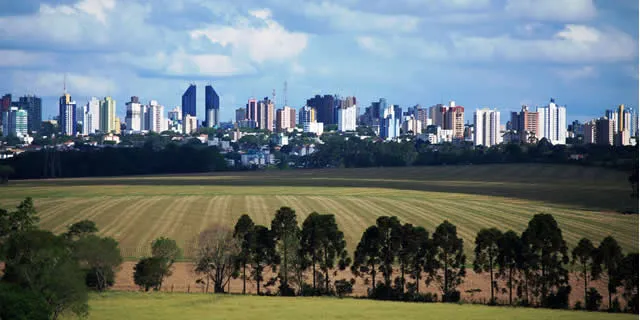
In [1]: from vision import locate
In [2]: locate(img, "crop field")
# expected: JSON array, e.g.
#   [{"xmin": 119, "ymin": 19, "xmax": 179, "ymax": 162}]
[
  {"xmin": 0, "ymin": 164, "xmax": 637, "ymax": 259},
  {"xmin": 66, "ymin": 292, "xmax": 636, "ymax": 320}
]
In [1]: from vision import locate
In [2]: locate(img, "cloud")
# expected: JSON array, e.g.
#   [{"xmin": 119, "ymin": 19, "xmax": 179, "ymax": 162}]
[
  {"xmin": 190, "ymin": 8, "xmax": 308, "ymax": 64},
  {"xmin": 505, "ymin": 0, "xmax": 597, "ymax": 21},
  {"xmin": 554, "ymin": 66, "xmax": 597, "ymax": 81},
  {"xmin": 451, "ymin": 24, "xmax": 637, "ymax": 63},
  {"xmin": 356, "ymin": 35, "xmax": 448, "ymax": 60},
  {"xmin": 301, "ymin": 2, "xmax": 420, "ymax": 33},
  {"xmin": 11, "ymin": 71, "xmax": 116, "ymax": 97},
  {"xmin": 0, "ymin": 50, "xmax": 56, "ymax": 68}
]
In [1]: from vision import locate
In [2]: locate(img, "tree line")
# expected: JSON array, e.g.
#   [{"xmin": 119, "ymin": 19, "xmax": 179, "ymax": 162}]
[{"xmin": 1, "ymin": 200, "xmax": 638, "ymax": 319}]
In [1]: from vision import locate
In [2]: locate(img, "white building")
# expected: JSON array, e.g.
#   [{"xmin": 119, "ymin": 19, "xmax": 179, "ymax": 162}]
[
  {"xmin": 82, "ymin": 97, "xmax": 101, "ymax": 135},
  {"xmin": 402, "ymin": 115, "xmax": 422, "ymax": 135},
  {"xmin": 337, "ymin": 104, "xmax": 357, "ymax": 132},
  {"xmin": 537, "ymin": 99, "xmax": 567, "ymax": 145},
  {"xmin": 474, "ymin": 108, "xmax": 501, "ymax": 147},
  {"xmin": 184, "ymin": 114, "xmax": 198, "ymax": 134},
  {"xmin": 381, "ymin": 105, "xmax": 400, "ymax": 140},
  {"xmin": 125, "ymin": 99, "xmax": 142, "ymax": 132},
  {"xmin": 145, "ymin": 100, "xmax": 165, "ymax": 133},
  {"xmin": 304, "ymin": 121, "xmax": 324, "ymax": 136}
]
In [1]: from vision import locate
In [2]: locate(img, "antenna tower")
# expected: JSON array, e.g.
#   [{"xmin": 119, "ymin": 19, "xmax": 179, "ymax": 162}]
[{"xmin": 284, "ymin": 81, "xmax": 288, "ymax": 107}]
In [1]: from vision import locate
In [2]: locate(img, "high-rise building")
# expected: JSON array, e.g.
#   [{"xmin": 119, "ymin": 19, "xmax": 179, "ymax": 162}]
[
  {"xmin": 100, "ymin": 96, "xmax": 116, "ymax": 133},
  {"xmin": 82, "ymin": 97, "xmax": 100, "ymax": 135},
  {"xmin": 380, "ymin": 105, "xmax": 400, "ymax": 140},
  {"xmin": 595, "ymin": 117, "xmax": 615, "ymax": 145},
  {"xmin": 246, "ymin": 98, "xmax": 258, "ymax": 122},
  {"xmin": 630, "ymin": 107, "xmax": 638, "ymax": 137},
  {"xmin": 17, "ymin": 95, "xmax": 41, "ymax": 134},
  {"xmin": 205, "ymin": 85, "xmax": 220, "ymax": 128},
  {"xmin": 307, "ymin": 95, "xmax": 336, "ymax": 125},
  {"xmin": 298, "ymin": 106, "xmax": 316, "ymax": 124},
  {"xmin": 509, "ymin": 105, "xmax": 539, "ymax": 143},
  {"xmin": 583, "ymin": 121, "xmax": 596, "ymax": 144},
  {"xmin": 256, "ymin": 97, "xmax": 275, "ymax": 131},
  {"xmin": 337, "ymin": 100, "xmax": 357, "ymax": 132},
  {"xmin": 235, "ymin": 108, "xmax": 246, "ymax": 123},
  {"xmin": 276, "ymin": 106, "xmax": 296, "ymax": 132},
  {"xmin": 184, "ymin": 114, "xmax": 198, "ymax": 134},
  {"xmin": 474, "ymin": 108, "xmax": 501, "ymax": 147},
  {"xmin": 407, "ymin": 105, "xmax": 430, "ymax": 130},
  {"xmin": 446, "ymin": 106, "xmax": 465, "ymax": 139},
  {"xmin": 114, "ymin": 117, "xmax": 121, "ymax": 135},
  {"xmin": 59, "ymin": 91, "xmax": 77, "ymax": 136},
  {"xmin": 7, "ymin": 107, "xmax": 27, "ymax": 136},
  {"xmin": 0, "ymin": 94, "xmax": 11, "ymax": 134},
  {"xmin": 537, "ymin": 99, "xmax": 567, "ymax": 145},
  {"xmin": 182, "ymin": 84, "xmax": 196, "ymax": 133},
  {"xmin": 402, "ymin": 115, "xmax": 422, "ymax": 135},
  {"xmin": 125, "ymin": 96, "xmax": 142, "ymax": 132},
  {"xmin": 146, "ymin": 100, "xmax": 165, "ymax": 133}
]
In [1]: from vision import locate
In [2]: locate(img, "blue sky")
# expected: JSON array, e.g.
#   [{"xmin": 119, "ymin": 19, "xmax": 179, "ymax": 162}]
[{"xmin": 0, "ymin": 0, "xmax": 637, "ymax": 124}]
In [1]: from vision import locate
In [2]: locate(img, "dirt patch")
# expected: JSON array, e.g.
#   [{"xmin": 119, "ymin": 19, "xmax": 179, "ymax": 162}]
[{"xmin": 114, "ymin": 261, "xmax": 622, "ymax": 308}]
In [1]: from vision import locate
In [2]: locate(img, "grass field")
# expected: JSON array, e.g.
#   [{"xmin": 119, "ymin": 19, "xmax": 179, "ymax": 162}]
[
  {"xmin": 66, "ymin": 292, "xmax": 636, "ymax": 320},
  {"xmin": 0, "ymin": 164, "xmax": 637, "ymax": 258}
]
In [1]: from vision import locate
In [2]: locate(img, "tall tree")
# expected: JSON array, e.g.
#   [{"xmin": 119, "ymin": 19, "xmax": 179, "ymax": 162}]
[
  {"xmin": 497, "ymin": 230, "xmax": 522, "ymax": 305},
  {"xmin": 271, "ymin": 207, "xmax": 299, "ymax": 292},
  {"xmin": 0, "ymin": 197, "xmax": 39, "ymax": 242},
  {"xmin": 73, "ymin": 234, "xmax": 123, "ymax": 291},
  {"xmin": 398, "ymin": 223, "xmax": 421, "ymax": 293},
  {"xmin": 619, "ymin": 253, "xmax": 639, "ymax": 314},
  {"xmin": 571, "ymin": 238, "xmax": 596, "ymax": 309},
  {"xmin": 376, "ymin": 216, "xmax": 402, "ymax": 287},
  {"xmin": 64, "ymin": 220, "xmax": 98, "ymax": 240},
  {"xmin": 432, "ymin": 220, "xmax": 466, "ymax": 302},
  {"xmin": 352, "ymin": 225, "xmax": 382, "ymax": 294},
  {"xmin": 592, "ymin": 236, "xmax": 624, "ymax": 310},
  {"xmin": 249, "ymin": 225, "xmax": 278, "ymax": 295},
  {"xmin": 301, "ymin": 212, "xmax": 323, "ymax": 291},
  {"xmin": 317, "ymin": 214, "xmax": 351, "ymax": 293},
  {"xmin": 151, "ymin": 237, "xmax": 182, "ymax": 290},
  {"xmin": 193, "ymin": 225, "xmax": 240, "ymax": 293},
  {"xmin": 521, "ymin": 213, "xmax": 569, "ymax": 306},
  {"xmin": 473, "ymin": 228, "xmax": 502, "ymax": 304},
  {"xmin": 233, "ymin": 214, "xmax": 255, "ymax": 294}
]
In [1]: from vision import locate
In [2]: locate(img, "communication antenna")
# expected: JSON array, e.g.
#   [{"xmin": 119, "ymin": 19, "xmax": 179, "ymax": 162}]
[
  {"xmin": 272, "ymin": 88, "xmax": 276, "ymax": 106},
  {"xmin": 284, "ymin": 81, "xmax": 288, "ymax": 107},
  {"xmin": 63, "ymin": 73, "xmax": 67, "ymax": 94}
]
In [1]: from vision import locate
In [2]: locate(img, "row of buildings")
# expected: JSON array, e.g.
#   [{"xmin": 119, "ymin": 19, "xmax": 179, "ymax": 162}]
[{"xmin": 579, "ymin": 104, "xmax": 636, "ymax": 146}]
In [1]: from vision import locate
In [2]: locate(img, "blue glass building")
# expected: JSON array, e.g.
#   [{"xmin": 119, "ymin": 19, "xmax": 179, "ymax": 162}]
[
  {"xmin": 182, "ymin": 84, "xmax": 197, "ymax": 119},
  {"xmin": 205, "ymin": 85, "xmax": 220, "ymax": 128}
]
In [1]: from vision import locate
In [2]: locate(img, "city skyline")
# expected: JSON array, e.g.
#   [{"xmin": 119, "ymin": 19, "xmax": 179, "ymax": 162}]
[{"xmin": 0, "ymin": 0, "xmax": 638, "ymax": 124}]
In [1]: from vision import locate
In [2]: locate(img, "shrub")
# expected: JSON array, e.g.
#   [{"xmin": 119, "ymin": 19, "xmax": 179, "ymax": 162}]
[
  {"xmin": 443, "ymin": 291, "xmax": 461, "ymax": 303},
  {"xmin": 0, "ymin": 282, "xmax": 51, "ymax": 320},
  {"xmin": 335, "ymin": 279, "xmax": 354, "ymax": 298},
  {"xmin": 585, "ymin": 287, "xmax": 603, "ymax": 311},
  {"xmin": 574, "ymin": 301, "xmax": 583, "ymax": 310},
  {"xmin": 278, "ymin": 284, "xmax": 295, "ymax": 297},
  {"xmin": 543, "ymin": 286, "xmax": 571, "ymax": 309}
]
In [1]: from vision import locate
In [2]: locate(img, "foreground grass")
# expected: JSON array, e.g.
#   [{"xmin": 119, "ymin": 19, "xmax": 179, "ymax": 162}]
[{"xmin": 70, "ymin": 292, "xmax": 635, "ymax": 320}]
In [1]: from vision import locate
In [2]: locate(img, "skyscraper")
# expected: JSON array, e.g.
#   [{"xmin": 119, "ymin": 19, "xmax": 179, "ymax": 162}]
[
  {"xmin": 59, "ymin": 90, "xmax": 77, "ymax": 136},
  {"xmin": 298, "ymin": 106, "xmax": 316, "ymax": 124},
  {"xmin": 380, "ymin": 105, "xmax": 400, "ymax": 140},
  {"xmin": 205, "ymin": 85, "xmax": 220, "ymax": 128},
  {"xmin": 536, "ymin": 99, "xmax": 567, "ymax": 145},
  {"xmin": 100, "ymin": 96, "xmax": 116, "ymax": 133},
  {"xmin": 474, "ymin": 108, "xmax": 501, "ymax": 147},
  {"xmin": 510, "ymin": 105, "xmax": 539, "ymax": 143},
  {"xmin": 145, "ymin": 100, "xmax": 165, "ymax": 133},
  {"xmin": 337, "ymin": 101, "xmax": 357, "ymax": 132},
  {"xmin": 18, "ymin": 95, "xmax": 41, "ymax": 134},
  {"xmin": 446, "ymin": 106, "xmax": 465, "ymax": 139},
  {"xmin": 235, "ymin": 108, "xmax": 246, "ymax": 123},
  {"xmin": 246, "ymin": 98, "xmax": 258, "ymax": 123},
  {"xmin": 125, "ymin": 96, "xmax": 142, "ymax": 132},
  {"xmin": 7, "ymin": 107, "xmax": 27, "ymax": 136},
  {"xmin": 276, "ymin": 106, "xmax": 296, "ymax": 132},
  {"xmin": 307, "ymin": 95, "xmax": 336, "ymax": 125},
  {"xmin": 182, "ymin": 84, "xmax": 196, "ymax": 133},
  {"xmin": 256, "ymin": 97, "xmax": 275, "ymax": 131},
  {"xmin": 82, "ymin": 97, "xmax": 100, "ymax": 135},
  {"xmin": 596, "ymin": 117, "xmax": 615, "ymax": 145},
  {"xmin": 1, "ymin": 94, "xmax": 11, "ymax": 134}
]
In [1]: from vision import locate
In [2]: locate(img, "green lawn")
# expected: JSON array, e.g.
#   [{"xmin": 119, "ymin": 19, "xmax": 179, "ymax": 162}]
[
  {"xmin": 69, "ymin": 292, "xmax": 636, "ymax": 320},
  {"xmin": 1, "ymin": 164, "xmax": 637, "ymax": 258}
]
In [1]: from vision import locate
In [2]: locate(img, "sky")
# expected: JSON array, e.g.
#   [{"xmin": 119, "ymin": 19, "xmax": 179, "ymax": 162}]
[{"xmin": 0, "ymin": 0, "xmax": 638, "ymax": 124}]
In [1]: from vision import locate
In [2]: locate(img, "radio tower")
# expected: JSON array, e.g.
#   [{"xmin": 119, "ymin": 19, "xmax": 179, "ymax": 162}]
[{"xmin": 272, "ymin": 89, "xmax": 276, "ymax": 108}]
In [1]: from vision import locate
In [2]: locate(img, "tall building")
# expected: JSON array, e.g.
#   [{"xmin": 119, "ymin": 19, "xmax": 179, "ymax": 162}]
[
  {"xmin": 7, "ymin": 107, "xmax": 27, "ymax": 136},
  {"xmin": 583, "ymin": 121, "xmax": 596, "ymax": 144},
  {"xmin": 276, "ymin": 106, "xmax": 296, "ymax": 132},
  {"xmin": 474, "ymin": 108, "xmax": 501, "ymax": 147},
  {"xmin": 630, "ymin": 107, "xmax": 638, "ymax": 137},
  {"xmin": 17, "ymin": 95, "xmax": 41, "ymax": 134},
  {"xmin": 307, "ymin": 95, "xmax": 336, "ymax": 125},
  {"xmin": 184, "ymin": 114, "xmax": 198, "ymax": 134},
  {"xmin": 125, "ymin": 96, "xmax": 142, "ymax": 132},
  {"xmin": 82, "ymin": 97, "xmax": 100, "ymax": 135},
  {"xmin": 205, "ymin": 85, "xmax": 220, "ymax": 128},
  {"xmin": 0, "ymin": 94, "xmax": 11, "ymax": 134},
  {"xmin": 146, "ymin": 100, "xmax": 165, "ymax": 133},
  {"xmin": 407, "ymin": 105, "xmax": 430, "ymax": 130},
  {"xmin": 59, "ymin": 90, "xmax": 77, "ymax": 136},
  {"xmin": 595, "ymin": 117, "xmax": 615, "ymax": 145},
  {"xmin": 446, "ymin": 106, "xmax": 465, "ymax": 139},
  {"xmin": 380, "ymin": 105, "xmax": 400, "ymax": 140},
  {"xmin": 246, "ymin": 98, "xmax": 258, "ymax": 122},
  {"xmin": 337, "ymin": 100, "xmax": 357, "ymax": 132},
  {"xmin": 182, "ymin": 84, "xmax": 196, "ymax": 133},
  {"xmin": 100, "ymin": 96, "xmax": 116, "ymax": 133},
  {"xmin": 298, "ymin": 106, "xmax": 316, "ymax": 124},
  {"xmin": 537, "ymin": 99, "xmax": 567, "ymax": 145},
  {"xmin": 509, "ymin": 105, "xmax": 539, "ymax": 143},
  {"xmin": 256, "ymin": 97, "xmax": 275, "ymax": 131},
  {"xmin": 235, "ymin": 107, "xmax": 246, "ymax": 123},
  {"xmin": 402, "ymin": 115, "xmax": 422, "ymax": 135}
]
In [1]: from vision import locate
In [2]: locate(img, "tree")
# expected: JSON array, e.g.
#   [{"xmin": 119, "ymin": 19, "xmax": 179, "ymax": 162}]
[
  {"xmin": 593, "ymin": 236, "xmax": 624, "ymax": 311},
  {"xmin": 0, "ymin": 165, "xmax": 14, "ymax": 184},
  {"xmin": 473, "ymin": 228, "xmax": 502, "ymax": 304},
  {"xmin": 194, "ymin": 225, "xmax": 240, "ymax": 293},
  {"xmin": 233, "ymin": 214, "xmax": 255, "ymax": 294},
  {"xmin": 249, "ymin": 225, "xmax": 278, "ymax": 295},
  {"xmin": 619, "ymin": 253, "xmax": 639, "ymax": 313},
  {"xmin": 2, "ymin": 230, "xmax": 88, "ymax": 320},
  {"xmin": 409, "ymin": 226, "xmax": 433, "ymax": 294},
  {"xmin": 301, "ymin": 212, "xmax": 323, "ymax": 291},
  {"xmin": 151, "ymin": 237, "xmax": 182, "ymax": 290},
  {"xmin": 352, "ymin": 225, "xmax": 382, "ymax": 294},
  {"xmin": 64, "ymin": 219, "xmax": 98, "ymax": 240},
  {"xmin": 497, "ymin": 230, "xmax": 522, "ymax": 305},
  {"xmin": 397, "ymin": 223, "xmax": 421, "ymax": 294},
  {"xmin": 376, "ymin": 216, "xmax": 401, "ymax": 287},
  {"xmin": 317, "ymin": 214, "xmax": 351, "ymax": 293},
  {"xmin": 521, "ymin": 214, "xmax": 570, "ymax": 307},
  {"xmin": 133, "ymin": 257, "xmax": 165, "ymax": 292},
  {"xmin": 72, "ymin": 235, "xmax": 123, "ymax": 291},
  {"xmin": 271, "ymin": 207, "xmax": 299, "ymax": 293},
  {"xmin": 0, "ymin": 197, "xmax": 39, "ymax": 242},
  {"xmin": 432, "ymin": 220, "xmax": 466, "ymax": 302},
  {"xmin": 0, "ymin": 282, "xmax": 51, "ymax": 320},
  {"xmin": 571, "ymin": 238, "xmax": 596, "ymax": 309}
]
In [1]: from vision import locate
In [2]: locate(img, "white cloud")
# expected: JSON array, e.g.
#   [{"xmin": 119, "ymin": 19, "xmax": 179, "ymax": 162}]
[
  {"xmin": 554, "ymin": 66, "xmax": 597, "ymax": 81},
  {"xmin": 11, "ymin": 72, "xmax": 116, "ymax": 97},
  {"xmin": 505, "ymin": 0, "xmax": 597, "ymax": 21},
  {"xmin": 190, "ymin": 11, "xmax": 308, "ymax": 64},
  {"xmin": 302, "ymin": 2, "xmax": 420, "ymax": 33},
  {"xmin": 356, "ymin": 36, "xmax": 448, "ymax": 60},
  {"xmin": 0, "ymin": 50, "xmax": 56, "ymax": 68},
  {"xmin": 451, "ymin": 25, "xmax": 637, "ymax": 63}
]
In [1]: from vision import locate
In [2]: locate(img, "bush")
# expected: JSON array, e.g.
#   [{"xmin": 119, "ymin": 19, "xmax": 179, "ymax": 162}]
[
  {"xmin": 278, "ymin": 284, "xmax": 295, "ymax": 297},
  {"xmin": 0, "ymin": 282, "xmax": 51, "ymax": 320},
  {"xmin": 543, "ymin": 286, "xmax": 571, "ymax": 309},
  {"xmin": 85, "ymin": 267, "xmax": 116, "ymax": 291},
  {"xmin": 298, "ymin": 283, "xmax": 326, "ymax": 296},
  {"xmin": 611, "ymin": 297, "xmax": 622, "ymax": 313},
  {"xmin": 574, "ymin": 301, "xmax": 583, "ymax": 310},
  {"xmin": 585, "ymin": 287, "xmax": 603, "ymax": 311},
  {"xmin": 335, "ymin": 279, "xmax": 354, "ymax": 298},
  {"xmin": 443, "ymin": 291, "xmax": 461, "ymax": 303},
  {"xmin": 370, "ymin": 283, "xmax": 403, "ymax": 301}
]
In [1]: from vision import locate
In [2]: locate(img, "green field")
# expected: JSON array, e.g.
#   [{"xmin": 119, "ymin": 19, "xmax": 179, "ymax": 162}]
[
  {"xmin": 67, "ymin": 292, "xmax": 635, "ymax": 320},
  {"xmin": 1, "ymin": 164, "xmax": 637, "ymax": 258}
]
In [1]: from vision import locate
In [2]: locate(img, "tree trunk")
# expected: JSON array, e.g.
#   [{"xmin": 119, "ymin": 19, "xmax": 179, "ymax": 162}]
[
  {"xmin": 371, "ymin": 263, "xmax": 376, "ymax": 293},
  {"xmin": 444, "ymin": 252, "xmax": 449, "ymax": 298},
  {"xmin": 312, "ymin": 259, "xmax": 317, "ymax": 291},
  {"xmin": 583, "ymin": 263, "xmax": 588, "ymax": 308},
  {"xmin": 415, "ymin": 267, "xmax": 420, "ymax": 293},
  {"xmin": 324, "ymin": 248, "xmax": 329, "ymax": 293},
  {"xmin": 242, "ymin": 264, "xmax": 246, "ymax": 295},
  {"xmin": 283, "ymin": 236, "xmax": 288, "ymax": 288},
  {"xmin": 508, "ymin": 266, "xmax": 513, "ymax": 305},
  {"xmin": 489, "ymin": 255, "xmax": 494, "ymax": 303},
  {"xmin": 401, "ymin": 264, "xmax": 405, "ymax": 294}
]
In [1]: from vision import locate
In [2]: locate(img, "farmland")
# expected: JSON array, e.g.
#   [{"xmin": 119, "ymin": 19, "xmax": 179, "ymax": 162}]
[
  {"xmin": 68, "ymin": 292, "xmax": 636, "ymax": 320},
  {"xmin": 0, "ymin": 164, "xmax": 637, "ymax": 259}
]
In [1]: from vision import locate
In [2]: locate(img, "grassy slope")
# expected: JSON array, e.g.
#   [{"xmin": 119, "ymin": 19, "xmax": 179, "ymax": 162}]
[
  {"xmin": 72, "ymin": 292, "xmax": 635, "ymax": 320},
  {"xmin": 1, "ymin": 164, "xmax": 637, "ymax": 258}
]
